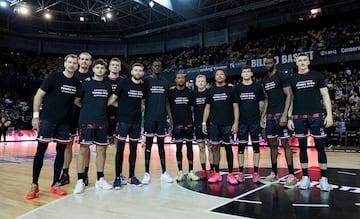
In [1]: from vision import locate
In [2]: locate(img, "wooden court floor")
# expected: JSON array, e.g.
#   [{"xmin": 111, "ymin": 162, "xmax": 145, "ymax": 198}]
[{"xmin": 0, "ymin": 140, "xmax": 359, "ymax": 218}]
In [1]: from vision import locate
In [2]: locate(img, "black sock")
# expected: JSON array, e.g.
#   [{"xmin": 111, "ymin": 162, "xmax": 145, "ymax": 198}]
[
  {"xmin": 239, "ymin": 166, "xmax": 244, "ymax": 173},
  {"xmin": 288, "ymin": 164, "xmax": 294, "ymax": 175},
  {"xmin": 201, "ymin": 163, "xmax": 206, "ymax": 170},
  {"xmin": 320, "ymin": 169, "xmax": 327, "ymax": 178},
  {"xmin": 254, "ymin": 166, "xmax": 258, "ymax": 173},
  {"xmin": 271, "ymin": 163, "xmax": 277, "ymax": 175},
  {"xmin": 214, "ymin": 165, "xmax": 220, "ymax": 172},
  {"xmin": 210, "ymin": 164, "xmax": 214, "ymax": 170},
  {"xmin": 78, "ymin": 173, "xmax": 84, "ymax": 180},
  {"xmin": 84, "ymin": 166, "xmax": 89, "ymax": 174},
  {"xmin": 97, "ymin": 172, "xmax": 104, "ymax": 180},
  {"xmin": 63, "ymin": 168, "xmax": 69, "ymax": 174},
  {"xmin": 302, "ymin": 168, "xmax": 308, "ymax": 176}
]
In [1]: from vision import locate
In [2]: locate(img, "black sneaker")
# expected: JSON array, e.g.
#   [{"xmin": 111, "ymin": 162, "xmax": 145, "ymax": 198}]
[
  {"xmin": 113, "ymin": 177, "xmax": 121, "ymax": 190},
  {"xmin": 128, "ymin": 176, "xmax": 143, "ymax": 187},
  {"xmin": 84, "ymin": 174, "xmax": 89, "ymax": 186},
  {"xmin": 59, "ymin": 173, "xmax": 70, "ymax": 186}
]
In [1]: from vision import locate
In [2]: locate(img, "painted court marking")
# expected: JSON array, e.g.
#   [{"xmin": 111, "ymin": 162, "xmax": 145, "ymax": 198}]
[
  {"xmin": 292, "ymin": 203, "xmax": 330, "ymax": 207},
  {"xmin": 337, "ymin": 171, "xmax": 357, "ymax": 176}
]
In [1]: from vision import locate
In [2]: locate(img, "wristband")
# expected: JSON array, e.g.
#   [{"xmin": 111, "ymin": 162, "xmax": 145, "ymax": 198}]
[
  {"xmin": 33, "ymin": 112, "xmax": 40, "ymax": 118},
  {"xmin": 201, "ymin": 122, "xmax": 206, "ymax": 125},
  {"xmin": 287, "ymin": 116, "xmax": 293, "ymax": 120}
]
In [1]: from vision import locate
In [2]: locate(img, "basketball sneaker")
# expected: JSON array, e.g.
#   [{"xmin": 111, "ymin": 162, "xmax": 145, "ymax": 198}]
[
  {"xmin": 260, "ymin": 172, "xmax": 279, "ymax": 184},
  {"xmin": 319, "ymin": 177, "xmax": 332, "ymax": 191},
  {"xmin": 142, "ymin": 172, "xmax": 151, "ymax": 185},
  {"xmin": 128, "ymin": 176, "xmax": 143, "ymax": 187},
  {"xmin": 119, "ymin": 174, "xmax": 127, "ymax": 185},
  {"xmin": 227, "ymin": 173, "xmax": 238, "ymax": 185},
  {"xmin": 25, "ymin": 183, "xmax": 39, "ymax": 200},
  {"xmin": 208, "ymin": 172, "xmax": 222, "ymax": 183},
  {"xmin": 113, "ymin": 177, "xmax": 122, "ymax": 190},
  {"xmin": 59, "ymin": 173, "xmax": 70, "ymax": 186},
  {"xmin": 161, "ymin": 171, "xmax": 174, "ymax": 183},
  {"xmin": 95, "ymin": 177, "xmax": 113, "ymax": 190},
  {"xmin": 252, "ymin": 172, "xmax": 260, "ymax": 183},
  {"xmin": 199, "ymin": 170, "xmax": 207, "ymax": 180},
  {"xmin": 237, "ymin": 173, "xmax": 245, "ymax": 183},
  {"xmin": 176, "ymin": 171, "xmax": 184, "ymax": 182},
  {"xmin": 73, "ymin": 179, "xmax": 85, "ymax": 194},
  {"xmin": 284, "ymin": 174, "xmax": 298, "ymax": 188},
  {"xmin": 298, "ymin": 176, "xmax": 311, "ymax": 190},
  {"xmin": 188, "ymin": 170, "xmax": 200, "ymax": 181},
  {"xmin": 50, "ymin": 183, "xmax": 67, "ymax": 195}
]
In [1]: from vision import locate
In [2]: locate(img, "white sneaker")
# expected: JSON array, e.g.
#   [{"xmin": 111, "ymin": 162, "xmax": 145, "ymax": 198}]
[
  {"xmin": 142, "ymin": 172, "xmax": 151, "ymax": 185},
  {"xmin": 319, "ymin": 177, "xmax": 332, "ymax": 191},
  {"xmin": 73, "ymin": 179, "xmax": 85, "ymax": 194},
  {"xmin": 160, "ymin": 171, "xmax": 174, "ymax": 183},
  {"xmin": 95, "ymin": 177, "xmax": 113, "ymax": 190},
  {"xmin": 298, "ymin": 176, "xmax": 311, "ymax": 190}
]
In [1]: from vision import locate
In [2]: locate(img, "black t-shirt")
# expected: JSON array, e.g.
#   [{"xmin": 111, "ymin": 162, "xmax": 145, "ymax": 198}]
[
  {"xmin": 40, "ymin": 72, "xmax": 78, "ymax": 123},
  {"xmin": 194, "ymin": 89, "xmax": 208, "ymax": 126},
  {"xmin": 290, "ymin": 70, "xmax": 327, "ymax": 115},
  {"xmin": 168, "ymin": 87, "xmax": 195, "ymax": 126},
  {"xmin": 143, "ymin": 76, "xmax": 170, "ymax": 122},
  {"xmin": 206, "ymin": 84, "xmax": 238, "ymax": 126},
  {"xmin": 74, "ymin": 70, "xmax": 93, "ymax": 83},
  {"xmin": 77, "ymin": 79, "xmax": 112, "ymax": 125},
  {"xmin": 262, "ymin": 71, "xmax": 290, "ymax": 114},
  {"xmin": 235, "ymin": 81, "xmax": 264, "ymax": 124},
  {"xmin": 104, "ymin": 75, "xmax": 123, "ymax": 119},
  {"xmin": 114, "ymin": 78, "xmax": 146, "ymax": 124}
]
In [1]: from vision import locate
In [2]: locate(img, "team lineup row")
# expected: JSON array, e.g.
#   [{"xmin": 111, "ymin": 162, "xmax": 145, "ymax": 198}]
[{"xmin": 25, "ymin": 51, "xmax": 333, "ymax": 200}]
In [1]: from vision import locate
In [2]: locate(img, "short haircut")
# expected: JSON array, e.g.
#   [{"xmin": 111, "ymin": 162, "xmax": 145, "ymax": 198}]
[
  {"xmin": 241, "ymin": 65, "xmax": 251, "ymax": 71},
  {"xmin": 265, "ymin": 56, "xmax": 276, "ymax": 63},
  {"xmin": 93, "ymin": 58, "xmax": 107, "ymax": 67},
  {"xmin": 196, "ymin": 74, "xmax": 206, "ymax": 80},
  {"xmin": 110, "ymin": 57, "xmax": 121, "ymax": 64},
  {"xmin": 131, "ymin": 62, "xmax": 144, "ymax": 70},
  {"xmin": 214, "ymin": 68, "xmax": 226, "ymax": 75},
  {"xmin": 78, "ymin": 52, "xmax": 92, "ymax": 59},
  {"xmin": 297, "ymin": 53, "xmax": 309, "ymax": 58},
  {"xmin": 64, "ymin": 54, "xmax": 77, "ymax": 62}
]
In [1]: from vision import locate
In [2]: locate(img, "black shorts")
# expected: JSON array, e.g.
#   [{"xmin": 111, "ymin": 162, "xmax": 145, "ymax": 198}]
[
  {"xmin": 172, "ymin": 124, "xmax": 194, "ymax": 143},
  {"xmin": 37, "ymin": 120, "xmax": 71, "ymax": 143},
  {"xmin": 195, "ymin": 125, "xmax": 208, "ymax": 142},
  {"xmin": 144, "ymin": 120, "xmax": 168, "ymax": 137},
  {"xmin": 237, "ymin": 123, "xmax": 262, "ymax": 144},
  {"xmin": 114, "ymin": 122, "xmax": 141, "ymax": 142},
  {"xmin": 265, "ymin": 113, "xmax": 289, "ymax": 139},
  {"xmin": 293, "ymin": 113, "xmax": 326, "ymax": 139},
  {"xmin": 78, "ymin": 123, "xmax": 108, "ymax": 146},
  {"xmin": 209, "ymin": 123, "xmax": 234, "ymax": 145}
]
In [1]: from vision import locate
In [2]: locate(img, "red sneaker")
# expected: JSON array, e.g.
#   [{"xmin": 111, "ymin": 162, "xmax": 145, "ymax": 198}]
[
  {"xmin": 237, "ymin": 173, "xmax": 245, "ymax": 183},
  {"xmin": 50, "ymin": 183, "xmax": 67, "ymax": 195},
  {"xmin": 252, "ymin": 172, "xmax": 260, "ymax": 183},
  {"xmin": 200, "ymin": 170, "xmax": 207, "ymax": 180},
  {"xmin": 227, "ymin": 173, "xmax": 238, "ymax": 185},
  {"xmin": 26, "ymin": 183, "xmax": 39, "ymax": 200},
  {"xmin": 208, "ymin": 172, "xmax": 222, "ymax": 183}
]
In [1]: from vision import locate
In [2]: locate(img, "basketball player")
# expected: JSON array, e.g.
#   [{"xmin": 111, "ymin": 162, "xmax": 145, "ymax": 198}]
[{"xmin": 26, "ymin": 54, "xmax": 79, "ymax": 200}]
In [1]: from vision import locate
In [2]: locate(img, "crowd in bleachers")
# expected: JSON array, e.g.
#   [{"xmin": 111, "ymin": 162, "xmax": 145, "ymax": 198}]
[{"xmin": 0, "ymin": 17, "xmax": 359, "ymax": 134}]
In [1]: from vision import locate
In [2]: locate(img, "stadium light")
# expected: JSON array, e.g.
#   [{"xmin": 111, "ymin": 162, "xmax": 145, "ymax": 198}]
[
  {"xmin": 44, "ymin": 12, "xmax": 52, "ymax": 20},
  {"xmin": 0, "ymin": 0, "xmax": 8, "ymax": 8},
  {"xmin": 148, "ymin": 1, "xmax": 154, "ymax": 8},
  {"xmin": 79, "ymin": 16, "xmax": 85, "ymax": 22}
]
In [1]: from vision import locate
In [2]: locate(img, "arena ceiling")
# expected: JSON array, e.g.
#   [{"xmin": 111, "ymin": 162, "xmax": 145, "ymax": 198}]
[{"xmin": 0, "ymin": 0, "xmax": 359, "ymax": 40}]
